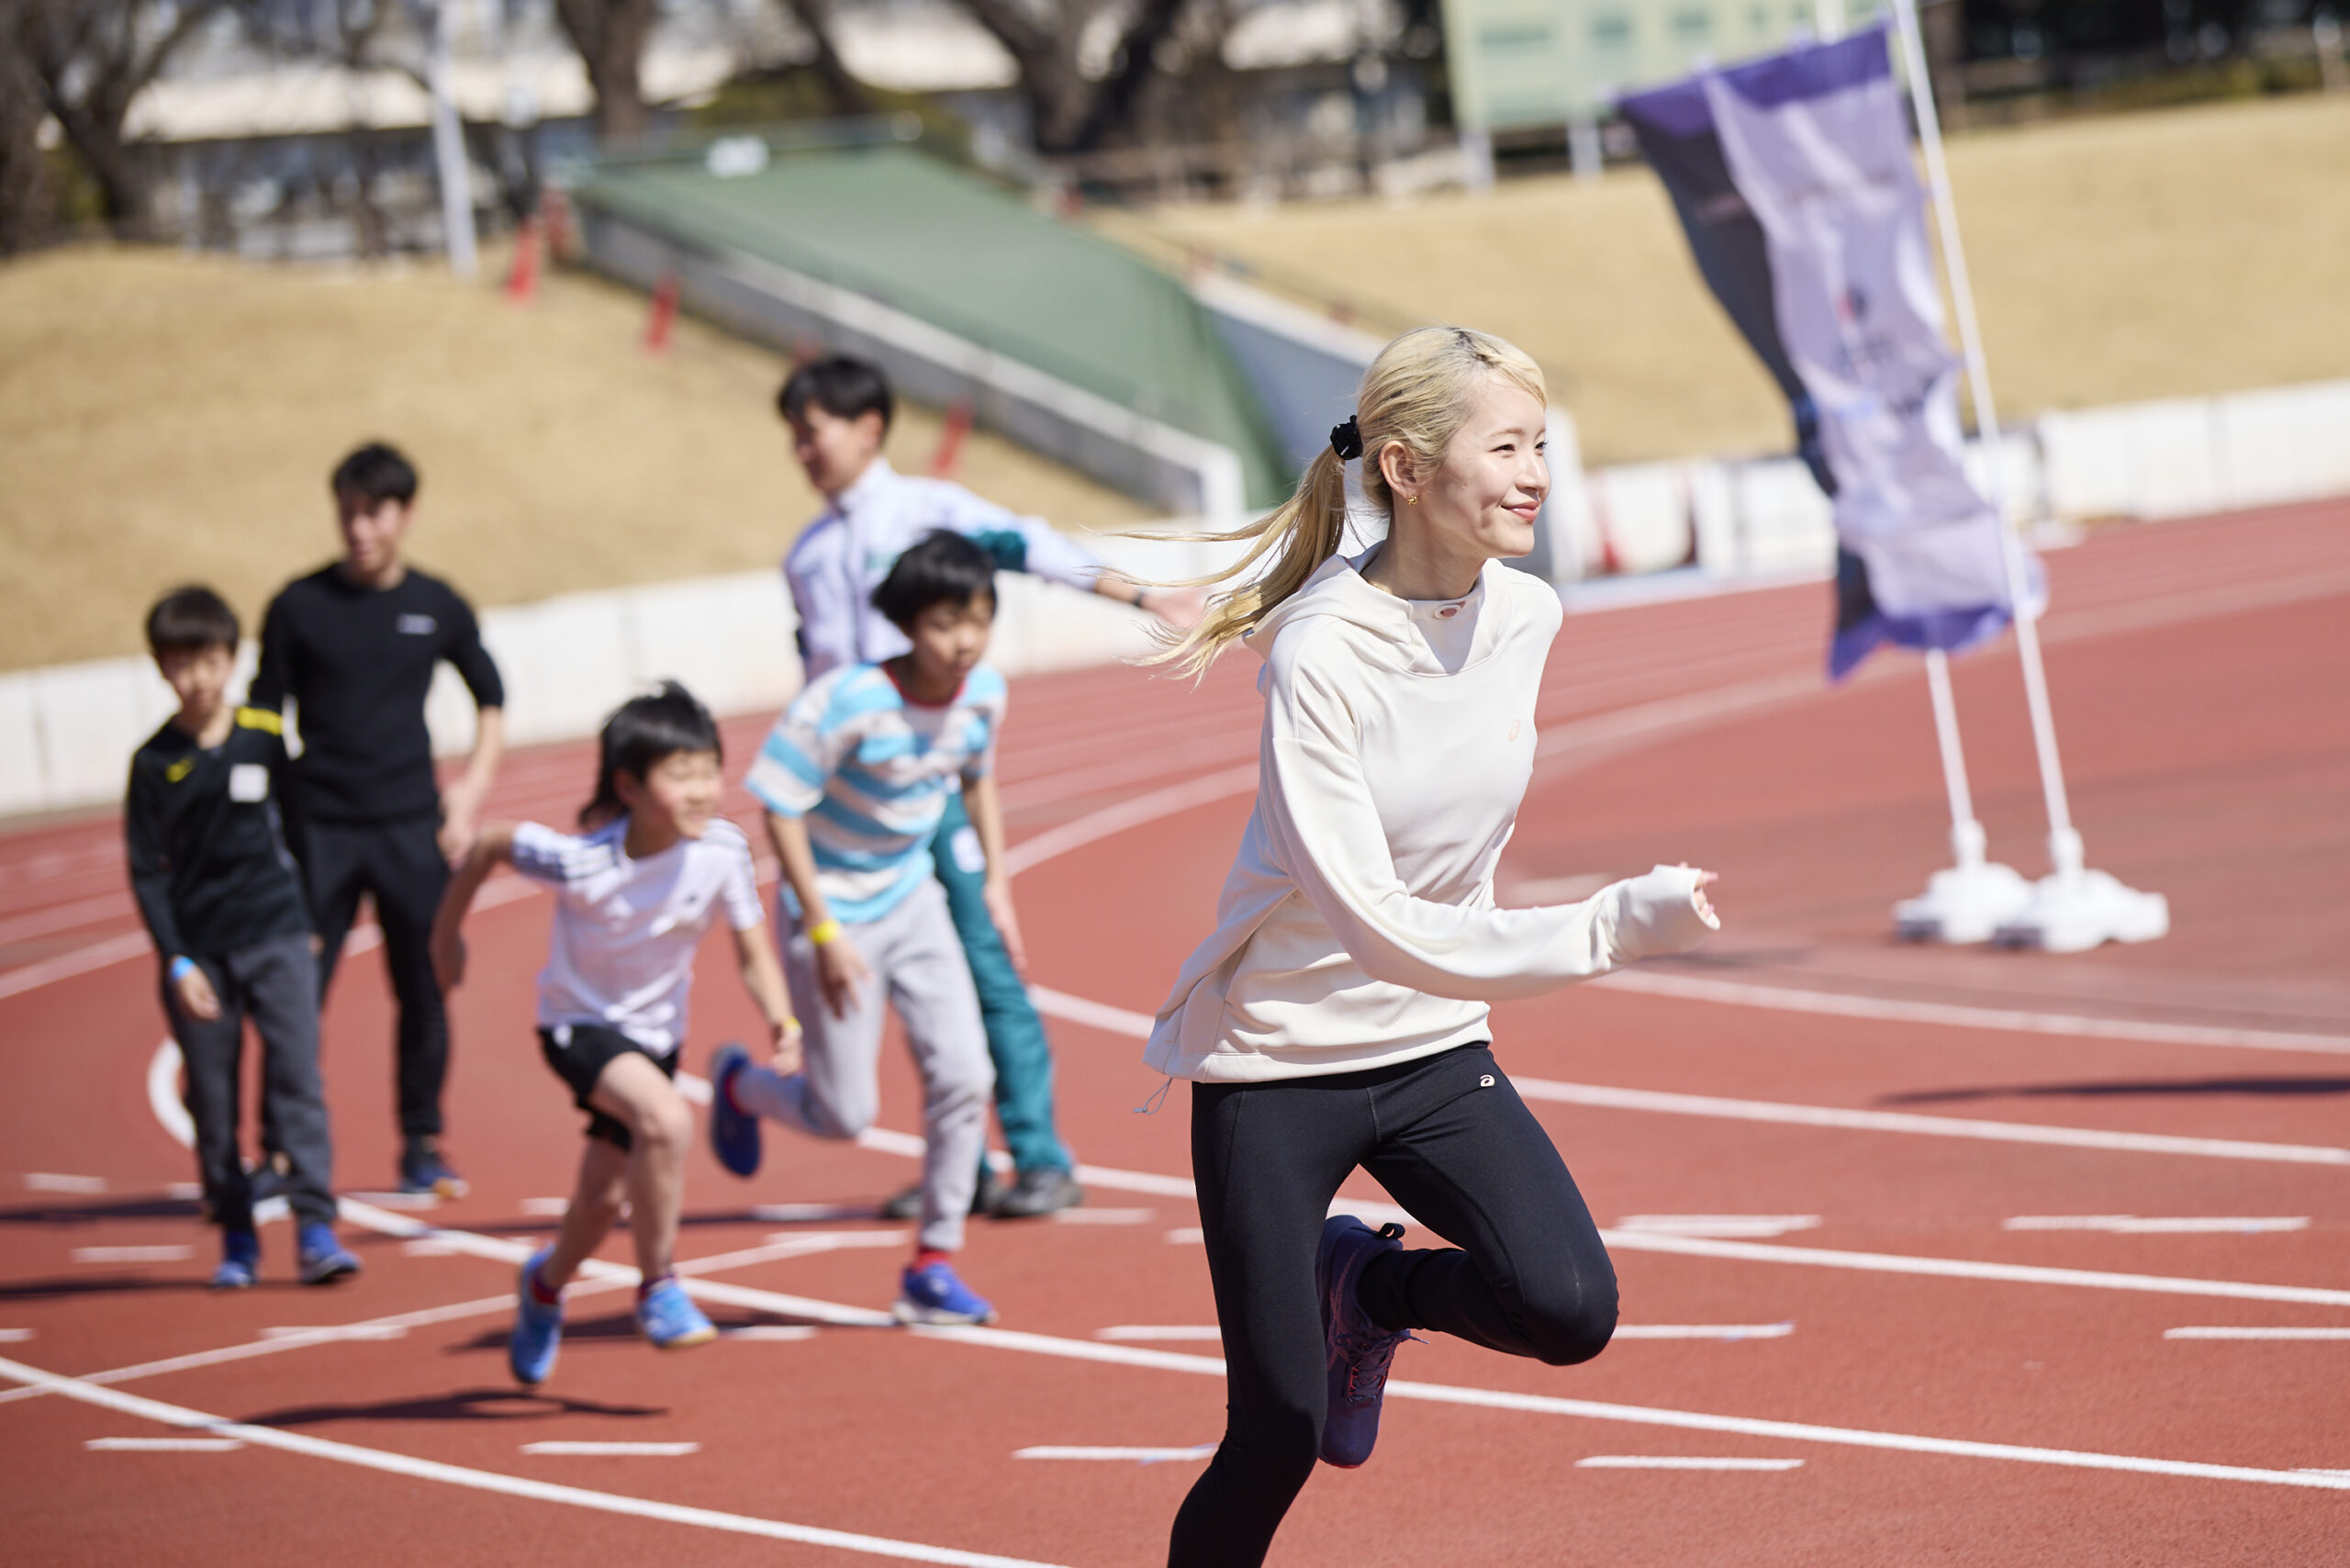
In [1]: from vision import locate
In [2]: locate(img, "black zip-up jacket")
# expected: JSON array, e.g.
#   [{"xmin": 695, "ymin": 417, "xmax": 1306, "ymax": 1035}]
[{"xmin": 125, "ymin": 707, "xmax": 312, "ymax": 961}]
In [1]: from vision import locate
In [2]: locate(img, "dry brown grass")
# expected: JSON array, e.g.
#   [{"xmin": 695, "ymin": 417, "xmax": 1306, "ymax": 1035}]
[
  {"xmin": 1113, "ymin": 93, "xmax": 2350, "ymax": 467},
  {"xmin": 0, "ymin": 245, "xmax": 1151, "ymax": 670}
]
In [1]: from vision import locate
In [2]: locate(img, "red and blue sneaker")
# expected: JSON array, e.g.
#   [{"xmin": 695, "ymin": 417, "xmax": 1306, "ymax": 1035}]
[
  {"xmin": 893, "ymin": 1260, "xmax": 998, "ymax": 1326},
  {"xmin": 708, "ymin": 1043, "xmax": 761, "ymax": 1179},
  {"xmin": 509, "ymin": 1248, "xmax": 565, "ymax": 1386},
  {"xmin": 1317, "ymin": 1215, "xmax": 1411, "ymax": 1468}
]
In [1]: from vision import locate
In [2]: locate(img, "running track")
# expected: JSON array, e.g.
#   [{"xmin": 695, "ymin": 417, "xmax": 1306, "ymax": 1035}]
[{"xmin": 3, "ymin": 500, "xmax": 2347, "ymax": 1566}]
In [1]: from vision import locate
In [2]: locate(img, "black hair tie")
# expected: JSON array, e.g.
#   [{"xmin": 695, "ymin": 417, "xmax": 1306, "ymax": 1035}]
[{"xmin": 1329, "ymin": 415, "xmax": 1363, "ymax": 461}]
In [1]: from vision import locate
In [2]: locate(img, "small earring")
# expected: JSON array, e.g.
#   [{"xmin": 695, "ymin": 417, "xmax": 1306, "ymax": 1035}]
[{"xmin": 1407, "ymin": 494, "xmax": 1420, "ymax": 506}]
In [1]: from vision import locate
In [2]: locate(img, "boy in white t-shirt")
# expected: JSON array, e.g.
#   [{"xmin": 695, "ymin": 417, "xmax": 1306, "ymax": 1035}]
[{"xmin": 431, "ymin": 682, "xmax": 800, "ymax": 1385}]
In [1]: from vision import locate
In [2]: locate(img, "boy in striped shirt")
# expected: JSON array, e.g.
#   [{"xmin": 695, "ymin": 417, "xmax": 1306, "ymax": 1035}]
[{"xmin": 710, "ymin": 531, "xmax": 1007, "ymax": 1325}]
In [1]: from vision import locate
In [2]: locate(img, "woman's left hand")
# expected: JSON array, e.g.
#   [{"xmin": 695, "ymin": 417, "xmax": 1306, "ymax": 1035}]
[{"xmin": 1688, "ymin": 868, "xmax": 1720, "ymax": 924}]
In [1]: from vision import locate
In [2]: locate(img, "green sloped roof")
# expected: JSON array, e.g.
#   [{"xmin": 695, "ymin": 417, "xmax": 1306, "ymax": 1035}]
[{"xmin": 574, "ymin": 145, "xmax": 1291, "ymax": 508}]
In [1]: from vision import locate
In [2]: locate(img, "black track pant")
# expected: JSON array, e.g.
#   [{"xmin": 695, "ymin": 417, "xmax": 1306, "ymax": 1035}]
[
  {"xmin": 299, "ymin": 812, "xmax": 453, "ymax": 1142},
  {"xmin": 1169, "ymin": 1044, "xmax": 1617, "ymax": 1568},
  {"xmin": 167, "ymin": 933, "xmax": 338, "ymax": 1231}
]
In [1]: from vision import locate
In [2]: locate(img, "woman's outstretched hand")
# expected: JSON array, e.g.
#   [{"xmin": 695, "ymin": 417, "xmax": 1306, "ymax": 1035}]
[{"xmin": 1684, "ymin": 866, "xmax": 1721, "ymax": 924}]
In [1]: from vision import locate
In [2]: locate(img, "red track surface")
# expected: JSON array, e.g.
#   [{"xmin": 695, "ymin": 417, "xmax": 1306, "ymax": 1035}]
[{"xmin": 5, "ymin": 501, "xmax": 2348, "ymax": 1566}]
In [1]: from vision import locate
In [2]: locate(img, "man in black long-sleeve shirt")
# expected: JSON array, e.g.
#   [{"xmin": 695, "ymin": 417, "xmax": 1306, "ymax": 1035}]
[
  {"xmin": 128, "ymin": 586, "xmax": 356, "ymax": 1288},
  {"xmin": 248, "ymin": 442, "xmax": 507, "ymax": 1196}
]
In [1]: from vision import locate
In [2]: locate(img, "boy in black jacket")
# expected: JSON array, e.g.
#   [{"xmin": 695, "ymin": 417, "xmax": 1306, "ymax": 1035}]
[{"xmin": 128, "ymin": 587, "xmax": 358, "ymax": 1289}]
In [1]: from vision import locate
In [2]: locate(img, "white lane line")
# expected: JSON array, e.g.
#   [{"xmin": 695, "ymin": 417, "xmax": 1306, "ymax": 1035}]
[
  {"xmin": 1013, "ymin": 1445, "xmax": 1216, "ymax": 1462},
  {"xmin": 72, "ymin": 1246, "xmax": 191, "ymax": 1263},
  {"xmin": 722, "ymin": 1326, "xmax": 820, "ymax": 1341},
  {"xmin": 520, "ymin": 1198, "xmax": 571, "ymax": 1216},
  {"xmin": 147, "ymin": 1038, "xmax": 194, "ymax": 1148},
  {"xmin": 1616, "ymin": 1215, "xmax": 1821, "ymax": 1239},
  {"xmin": 1165, "ymin": 1228, "xmax": 1205, "ymax": 1244},
  {"xmin": 755, "ymin": 1204, "xmax": 877, "ymax": 1223},
  {"xmin": 403, "ymin": 1238, "xmax": 464, "ymax": 1256},
  {"xmin": 1025, "ymin": 991, "xmax": 2350, "ymax": 1145},
  {"xmin": 1575, "ymin": 1455, "xmax": 1804, "ymax": 1471},
  {"xmin": 311, "ymin": 1198, "xmax": 2350, "ymax": 1492},
  {"xmin": 86, "ymin": 1436, "xmax": 245, "ymax": 1452},
  {"xmin": 1591, "ymin": 969, "xmax": 2350, "ymax": 1057},
  {"xmin": 1048, "ymin": 1208, "xmax": 1156, "ymax": 1226},
  {"xmin": 2165, "ymin": 1327, "xmax": 2350, "ymax": 1341},
  {"xmin": 258, "ymin": 1325, "xmax": 410, "ymax": 1342},
  {"xmin": 1003, "ymin": 766, "xmax": 1258, "ymax": 876},
  {"xmin": 24, "ymin": 1172, "xmax": 106, "ymax": 1193},
  {"xmin": 1096, "ymin": 1327, "xmax": 1222, "ymax": 1342},
  {"xmin": 0, "ymin": 1329, "xmax": 32, "ymax": 1342},
  {"xmin": 0, "ymin": 1231, "xmax": 903, "ymax": 1410},
  {"xmin": 1599, "ymin": 1228, "xmax": 2350, "ymax": 1308},
  {"xmin": 1512, "ymin": 1077, "xmax": 2350, "ymax": 1168},
  {"xmin": 1612, "ymin": 1324, "xmax": 1796, "ymax": 1341},
  {"xmin": 2006, "ymin": 1216, "xmax": 2311, "ymax": 1235},
  {"xmin": 0, "ymin": 1356, "xmax": 1072, "ymax": 1568},
  {"xmin": 871, "ymin": 1110, "xmax": 2350, "ymax": 1311},
  {"xmin": 520, "ymin": 1442, "xmax": 700, "ymax": 1457},
  {"xmin": 0, "ymin": 930, "xmax": 150, "ymax": 1001},
  {"xmin": 138, "ymin": 1052, "xmax": 2350, "ymax": 1319}
]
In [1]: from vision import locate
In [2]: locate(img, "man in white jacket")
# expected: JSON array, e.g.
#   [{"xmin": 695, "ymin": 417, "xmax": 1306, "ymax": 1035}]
[{"xmin": 1146, "ymin": 327, "xmax": 1719, "ymax": 1568}]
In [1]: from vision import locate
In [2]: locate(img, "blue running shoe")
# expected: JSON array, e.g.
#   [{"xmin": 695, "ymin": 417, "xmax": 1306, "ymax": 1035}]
[
  {"xmin": 509, "ymin": 1248, "xmax": 564, "ymax": 1386},
  {"xmin": 637, "ymin": 1276, "xmax": 717, "ymax": 1350},
  {"xmin": 893, "ymin": 1260, "xmax": 997, "ymax": 1326},
  {"xmin": 297, "ymin": 1223, "xmax": 362, "ymax": 1285},
  {"xmin": 210, "ymin": 1229, "xmax": 259, "ymax": 1291},
  {"xmin": 1317, "ymin": 1215, "xmax": 1411, "ymax": 1468},
  {"xmin": 708, "ymin": 1043, "xmax": 761, "ymax": 1179}
]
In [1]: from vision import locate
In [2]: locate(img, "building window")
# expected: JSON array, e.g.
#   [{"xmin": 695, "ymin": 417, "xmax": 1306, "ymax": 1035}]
[{"xmin": 1591, "ymin": 12, "xmax": 1634, "ymax": 45}]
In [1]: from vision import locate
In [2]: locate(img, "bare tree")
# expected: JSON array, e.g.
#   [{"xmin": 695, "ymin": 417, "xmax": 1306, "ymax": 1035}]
[
  {"xmin": 771, "ymin": 0, "xmax": 871, "ymax": 117},
  {"xmin": 0, "ymin": 17, "xmax": 55, "ymax": 252},
  {"xmin": 552, "ymin": 0, "xmax": 658, "ymax": 141},
  {"xmin": 16, "ymin": 0, "xmax": 231, "ymax": 232},
  {"xmin": 954, "ymin": 0, "xmax": 1201, "ymax": 153}
]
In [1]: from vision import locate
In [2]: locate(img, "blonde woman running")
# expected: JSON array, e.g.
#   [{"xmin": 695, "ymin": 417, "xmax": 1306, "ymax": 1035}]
[{"xmin": 1148, "ymin": 327, "xmax": 1721, "ymax": 1565}]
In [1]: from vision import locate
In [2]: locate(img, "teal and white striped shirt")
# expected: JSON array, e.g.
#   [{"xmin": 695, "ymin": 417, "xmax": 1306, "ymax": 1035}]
[{"xmin": 744, "ymin": 663, "xmax": 1007, "ymax": 924}]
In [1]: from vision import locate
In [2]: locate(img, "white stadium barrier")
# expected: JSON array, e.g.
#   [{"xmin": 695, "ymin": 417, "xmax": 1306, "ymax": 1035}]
[{"xmin": 10, "ymin": 378, "xmax": 2344, "ymax": 819}]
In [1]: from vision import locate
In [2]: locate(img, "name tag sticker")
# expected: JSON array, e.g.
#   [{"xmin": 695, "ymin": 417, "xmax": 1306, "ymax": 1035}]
[
  {"xmin": 228, "ymin": 764, "xmax": 270, "ymax": 802},
  {"xmin": 396, "ymin": 613, "xmax": 437, "ymax": 635}
]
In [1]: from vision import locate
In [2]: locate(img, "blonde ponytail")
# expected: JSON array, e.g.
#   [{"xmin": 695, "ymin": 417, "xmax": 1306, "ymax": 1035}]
[{"xmin": 1146, "ymin": 325, "xmax": 1546, "ymax": 679}]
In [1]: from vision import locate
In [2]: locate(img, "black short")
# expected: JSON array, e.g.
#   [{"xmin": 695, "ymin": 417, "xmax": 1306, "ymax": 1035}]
[{"xmin": 538, "ymin": 1024, "xmax": 677, "ymax": 1149}]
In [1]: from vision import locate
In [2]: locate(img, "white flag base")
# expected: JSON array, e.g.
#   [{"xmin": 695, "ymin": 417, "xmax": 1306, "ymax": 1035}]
[
  {"xmin": 1893, "ymin": 819, "xmax": 2032, "ymax": 944},
  {"xmin": 1894, "ymin": 860, "xmax": 2034, "ymax": 944},
  {"xmin": 1989, "ymin": 829, "xmax": 2170, "ymax": 953},
  {"xmin": 1993, "ymin": 870, "xmax": 2170, "ymax": 953}
]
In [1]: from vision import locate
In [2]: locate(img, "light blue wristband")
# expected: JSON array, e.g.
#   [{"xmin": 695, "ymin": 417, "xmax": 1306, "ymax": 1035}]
[{"xmin": 168, "ymin": 956, "xmax": 197, "ymax": 984}]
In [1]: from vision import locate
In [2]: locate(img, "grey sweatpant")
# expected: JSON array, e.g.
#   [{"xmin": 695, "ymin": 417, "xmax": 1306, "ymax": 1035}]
[
  {"xmin": 731, "ymin": 878, "xmax": 994, "ymax": 1252},
  {"xmin": 165, "ymin": 931, "xmax": 338, "ymax": 1231}
]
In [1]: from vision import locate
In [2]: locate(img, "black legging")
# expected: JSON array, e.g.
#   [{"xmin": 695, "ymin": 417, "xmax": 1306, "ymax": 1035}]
[{"xmin": 1169, "ymin": 1044, "xmax": 1617, "ymax": 1567}]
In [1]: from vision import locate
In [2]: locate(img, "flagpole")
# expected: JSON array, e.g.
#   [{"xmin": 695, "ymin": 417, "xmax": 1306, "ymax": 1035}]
[{"xmin": 1886, "ymin": 0, "xmax": 2167, "ymax": 952}]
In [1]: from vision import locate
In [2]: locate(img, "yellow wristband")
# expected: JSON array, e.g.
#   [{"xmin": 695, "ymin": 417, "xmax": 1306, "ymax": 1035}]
[{"xmin": 806, "ymin": 918, "xmax": 843, "ymax": 946}]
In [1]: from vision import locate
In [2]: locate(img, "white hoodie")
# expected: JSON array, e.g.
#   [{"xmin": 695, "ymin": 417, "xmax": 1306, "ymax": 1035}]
[{"xmin": 1145, "ymin": 547, "xmax": 1718, "ymax": 1082}]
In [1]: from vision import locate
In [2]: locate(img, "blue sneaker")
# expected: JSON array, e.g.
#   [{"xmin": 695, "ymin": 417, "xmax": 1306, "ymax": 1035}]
[
  {"xmin": 708, "ymin": 1043, "xmax": 761, "ymax": 1179},
  {"xmin": 637, "ymin": 1276, "xmax": 717, "ymax": 1350},
  {"xmin": 1317, "ymin": 1215, "xmax": 1411, "ymax": 1469},
  {"xmin": 509, "ymin": 1248, "xmax": 564, "ymax": 1386},
  {"xmin": 893, "ymin": 1260, "xmax": 997, "ymax": 1326},
  {"xmin": 297, "ymin": 1223, "xmax": 362, "ymax": 1285},
  {"xmin": 210, "ymin": 1229, "xmax": 259, "ymax": 1291}
]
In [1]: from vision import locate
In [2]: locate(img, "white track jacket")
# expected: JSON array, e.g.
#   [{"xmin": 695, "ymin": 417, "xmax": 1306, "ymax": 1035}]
[{"xmin": 1146, "ymin": 548, "xmax": 1718, "ymax": 1082}]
